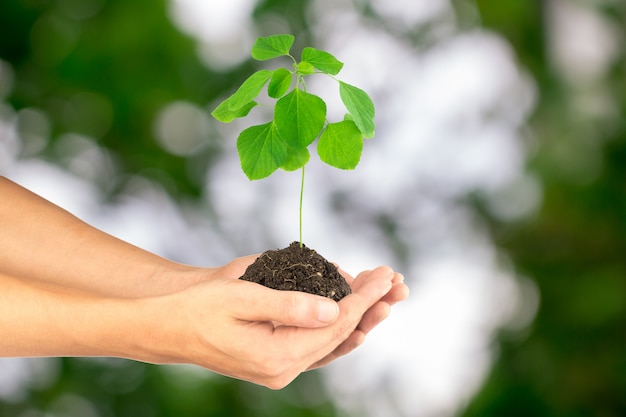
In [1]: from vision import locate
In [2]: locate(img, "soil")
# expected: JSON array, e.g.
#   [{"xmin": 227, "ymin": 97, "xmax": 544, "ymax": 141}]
[{"xmin": 239, "ymin": 241, "xmax": 352, "ymax": 302}]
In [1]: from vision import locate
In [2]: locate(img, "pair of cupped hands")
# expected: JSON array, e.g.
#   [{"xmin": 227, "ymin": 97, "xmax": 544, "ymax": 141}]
[{"xmin": 169, "ymin": 256, "xmax": 408, "ymax": 389}]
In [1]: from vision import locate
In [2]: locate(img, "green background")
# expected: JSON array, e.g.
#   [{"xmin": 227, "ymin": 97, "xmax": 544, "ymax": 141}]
[{"xmin": 1, "ymin": 0, "xmax": 625, "ymax": 416}]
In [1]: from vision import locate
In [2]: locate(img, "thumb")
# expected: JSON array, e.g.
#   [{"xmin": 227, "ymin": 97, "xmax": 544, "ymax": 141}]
[{"xmin": 231, "ymin": 281, "xmax": 340, "ymax": 328}]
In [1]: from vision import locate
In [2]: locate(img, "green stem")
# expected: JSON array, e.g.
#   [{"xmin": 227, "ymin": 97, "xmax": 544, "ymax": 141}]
[{"xmin": 299, "ymin": 165, "xmax": 305, "ymax": 248}]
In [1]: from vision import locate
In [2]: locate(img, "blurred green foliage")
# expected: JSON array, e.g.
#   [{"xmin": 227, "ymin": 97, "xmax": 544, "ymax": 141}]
[
  {"xmin": 2, "ymin": 0, "xmax": 210, "ymax": 196},
  {"xmin": 0, "ymin": 358, "xmax": 338, "ymax": 416},
  {"xmin": 464, "ymin": 1, "xmax": 626, "ymax": 416},
  {"xmin": 2, "ymin": 0, "xmax": 626, "ymax": 416}
]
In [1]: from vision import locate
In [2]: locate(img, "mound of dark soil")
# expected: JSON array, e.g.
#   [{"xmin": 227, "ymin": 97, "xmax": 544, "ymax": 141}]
[{"xmin": 239, "ymin": 241, "xmax": 352, "ymax": 301}]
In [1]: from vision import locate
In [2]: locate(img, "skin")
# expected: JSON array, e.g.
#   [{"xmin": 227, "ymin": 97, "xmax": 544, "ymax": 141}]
[{"xmin": 0, "ymin": 176, "xmax": 409, "ymax": 389}]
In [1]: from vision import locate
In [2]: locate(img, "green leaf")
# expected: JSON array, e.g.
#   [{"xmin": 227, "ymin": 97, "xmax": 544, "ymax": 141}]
[
  {"xmin": 211, "ymin": 70, "xmax": 272, "ymax": 122},
  {"xmin": 274, "ymin": 89, "xmax": 327, "ymax": 148},
  {"xmin": 302, "ymin": 47, "xmax": 344, "ymax": 75},
  {"xmin": 252, "ymin": 34, "xmax": 295, "ymax": 61},
  {"xmin": 237, "ymin": 122, "xmax": 287, "ymax": 180},
  {"xmin": 296, "ymin": 61, "xmax": 315, "ymax": 75},
  {"xmin": 339, "ymin": 82, "xmax": 376, "ymax": 138},
  {"xmin": 281, "ymin": 145, "xmax": 311, "ymax": 171},
  {"xmin": 317, "ymin": 120, "xmax": 363, "ymax": 170},
  {"xmin": 211, "ymin": 101, "xmax": 258, "ymax": 123},
  {"xmin": 268, "ymin": 68, "xmax": 293, "ymax": 99},
  {"xmin": 224, "ymin": 70, "xmax": 273, "ymax": 110}
]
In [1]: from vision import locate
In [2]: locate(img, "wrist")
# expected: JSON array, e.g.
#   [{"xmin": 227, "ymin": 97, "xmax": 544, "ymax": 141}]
[
  {"xmin": 110, "ymin": 291, "xmax": 207, "ymax": 366},
  {"xmin": 139, "ymin": 262, "xmax": 213, "ymax": 297},
  {"xmin": 89, "ymin": 294, "xmax": 189, "ymax": 365}
]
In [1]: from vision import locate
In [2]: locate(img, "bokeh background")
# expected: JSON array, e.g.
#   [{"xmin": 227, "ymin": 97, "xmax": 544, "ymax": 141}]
[{"xmin": 1, "ymin": 0, "xmax": 625, "ymax": 416}]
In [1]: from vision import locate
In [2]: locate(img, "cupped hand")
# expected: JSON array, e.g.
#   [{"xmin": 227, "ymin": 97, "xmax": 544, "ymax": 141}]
[
  {"xmin": 156, "ymin": 263, "xmax": 407, "ymax": 389},
  {"xmin": 213, "ymin": 256, "xmax": 410, "ymax": 367}
]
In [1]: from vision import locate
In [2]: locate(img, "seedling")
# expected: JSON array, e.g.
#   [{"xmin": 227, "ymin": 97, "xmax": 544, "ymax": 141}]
[{"xmin": 211, "ymin": 34, "xmax": 375, "ymax": 247}]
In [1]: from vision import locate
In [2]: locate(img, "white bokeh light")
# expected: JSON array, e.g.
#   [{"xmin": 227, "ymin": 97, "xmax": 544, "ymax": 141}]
[{"xmin": 168, "ymin": 0, "xmax": 257, "ymax": 70}]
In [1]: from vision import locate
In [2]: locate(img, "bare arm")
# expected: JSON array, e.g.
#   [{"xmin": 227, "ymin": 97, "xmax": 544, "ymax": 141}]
[
  {"xmin": 0, "ymin": 176, "xmax": 206, "ymax": 297},
  {"xmin": 0, "ymin": 267, "xmax": 402, "ymax": 389}
]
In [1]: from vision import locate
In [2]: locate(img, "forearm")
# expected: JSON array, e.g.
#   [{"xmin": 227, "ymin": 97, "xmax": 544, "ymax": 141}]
[
  {"xmin": 0, "ymin": 272, "xmax": 160, "ymax": 360},
  {"xmin": 0, "ymin": 176, "xmax": 203, "ymax": 297}
]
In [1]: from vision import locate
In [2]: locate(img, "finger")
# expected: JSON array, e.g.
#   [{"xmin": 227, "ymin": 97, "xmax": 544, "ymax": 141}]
[
  {"xmin": 299, "ymin": 267, "xmax": 394, "ymax": 362},
  {"xmin": 311, "ymin": 301, "xmax": 390, "ymax": 370},
  {"xmin": 307, "ymin": 271, "xmax": 400, "ymax": 370},
  {"xmin": 357, "ymin": 301, "xmax": 391, "ymax": 334},
  {"xmin": 381, "ymin": 280, "xmax": 410, "ymax": 306},
  {"xmin": 229, "ymin": 280, "xmax": 339, "ymax": 328},
  {"xmin": 311, "ymin": 301, "xmax": 390, "ymax": 369},
  {"xmin": 221, "ymin": 255, "xmax": 260, "ymax": 279},
  {"xmin": 307, "ymin": 329, "xmax": 366, "ymax": 370},
  {"xmin": 335, "ymin": 266, "xmax": 394, "ymax": 334}
]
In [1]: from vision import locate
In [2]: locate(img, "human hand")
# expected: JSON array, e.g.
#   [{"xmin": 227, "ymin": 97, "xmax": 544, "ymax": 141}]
[
  {"xmin": 208, "ymin": 256, "xmax": 409, "ymax": 368},
  {"xmin": 142, "ymin": 264, "xmax": 406, "ymax": 389},
  {"xmin": 308, "ymin": 267, "xmax": 408, "ymax": 370}
]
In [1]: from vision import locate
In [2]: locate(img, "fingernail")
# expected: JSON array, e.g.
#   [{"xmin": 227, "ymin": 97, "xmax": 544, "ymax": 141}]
[{"xmin": 317, "ymin": 300, "xmax": 339, "ymax": 323}]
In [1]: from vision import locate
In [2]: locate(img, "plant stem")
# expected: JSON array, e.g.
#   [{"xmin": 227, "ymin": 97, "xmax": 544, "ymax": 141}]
[{"xmin": 299, "ymin": 166, "xmax": 305, "ymax": 248}]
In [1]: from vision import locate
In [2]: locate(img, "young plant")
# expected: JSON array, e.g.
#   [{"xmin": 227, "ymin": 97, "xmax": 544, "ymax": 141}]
[{"xmin": 211, "ymin": 34, "xmax": 375, "ymax": 246}]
